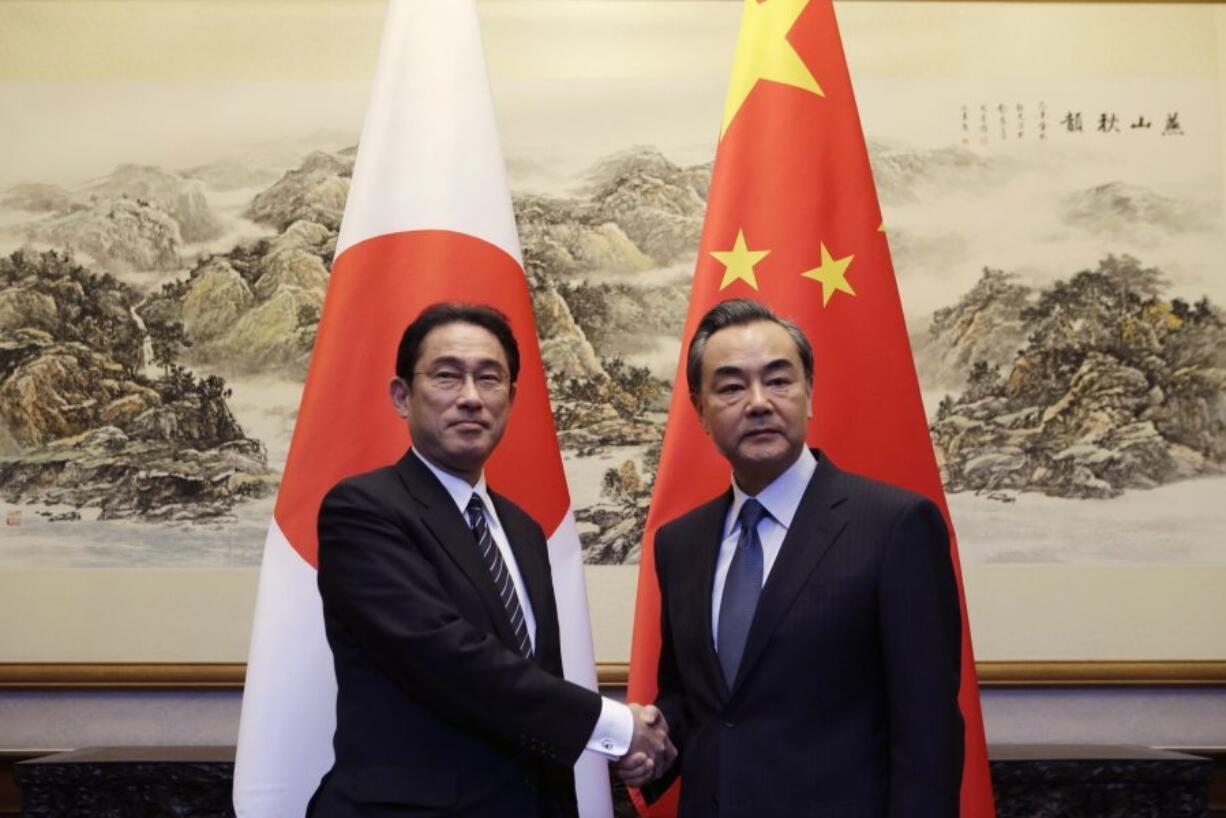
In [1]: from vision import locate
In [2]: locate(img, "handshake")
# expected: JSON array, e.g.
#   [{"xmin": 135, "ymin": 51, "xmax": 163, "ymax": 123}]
[{"xmin": 616, "ymin": 703, "xmax": 677, "ymax": 787}]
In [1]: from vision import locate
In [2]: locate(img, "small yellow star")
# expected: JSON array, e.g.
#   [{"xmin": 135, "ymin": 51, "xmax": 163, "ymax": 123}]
[
  {"xmin": 721, "ymin": 0, "xmax": 823, "ymax": 138},
  {"xmin": 801, "ymin": 243, "xmax": 856, "ymax": 306},
  {"xmin": 711, "ymin": 230, "xmax": 770, "ymax": 290}
]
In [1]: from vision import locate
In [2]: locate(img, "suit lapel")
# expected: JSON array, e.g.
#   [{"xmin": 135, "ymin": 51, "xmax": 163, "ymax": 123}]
[
  {"xmin": 393, "ymin": 451, "xmax": 521, "ymax": 652},
  {"xmin": 690, "ymin": 490, "xmax": 734, "ymax": 703},
  {"xmin": 730, "ymin": 453, "xmax": 849, "ymax": 695},
  {"xmin": 491, "ymin": 492, "xmax": 552, "ymax": 662}
]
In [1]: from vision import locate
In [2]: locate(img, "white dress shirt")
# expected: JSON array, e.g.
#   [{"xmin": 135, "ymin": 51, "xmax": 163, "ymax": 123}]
[
  {"xmin": 711, "ymin": 448, "xmax": 817, "ymax": 643},
  {"xmin": 413, "ymin": 449, "xmax": 632, "ymax": 759}
]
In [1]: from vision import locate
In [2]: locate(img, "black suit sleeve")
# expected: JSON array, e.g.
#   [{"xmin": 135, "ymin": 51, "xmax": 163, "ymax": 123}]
[
  {"xmin": 643, "ymin": 526, "xmax": 685, "ymax": 802},
  {"xmin": 878, "ymin": 498, "xmax": 964, "ymax": 817},
  {"xmin": 317, "ymin": 479, "xmax": 602, "ymax": 767}
]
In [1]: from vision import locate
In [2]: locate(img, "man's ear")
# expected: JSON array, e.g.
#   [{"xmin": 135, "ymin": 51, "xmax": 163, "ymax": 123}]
[
  {"xmin": 805, "ymin": 380, "xmax": 814, "ymax": 420},
  {"xmin": 389, "ymin": 377, "xmax": 411, "ymax": 418},
  {"xmin": 507, "ymin": 382, "xmax": 517, "ymax": 405}
]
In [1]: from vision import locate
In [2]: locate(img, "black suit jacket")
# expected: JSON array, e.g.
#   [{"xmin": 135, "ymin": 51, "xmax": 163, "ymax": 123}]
[
  {"xmin": 307, "ymin": 449, "xmax": 602, "ymax": 818},
  {"xmin": 647, "ymin": 451, "xmax": 963, "ymax": 818}
]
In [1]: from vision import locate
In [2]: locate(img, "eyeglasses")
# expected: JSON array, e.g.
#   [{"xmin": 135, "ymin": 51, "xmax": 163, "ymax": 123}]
[{"xmin": 413, "ymin": 368, "xmax": 510, "ymax": 394}]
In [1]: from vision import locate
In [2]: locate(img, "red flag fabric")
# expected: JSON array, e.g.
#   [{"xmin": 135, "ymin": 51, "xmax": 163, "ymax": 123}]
[
  {"xmin": 234, "ymin": 2, "xmax": 611, "ymax": 816},
  {"xmin": 626, "ymin": 1, "xmax": 994, "ymax": 815}
]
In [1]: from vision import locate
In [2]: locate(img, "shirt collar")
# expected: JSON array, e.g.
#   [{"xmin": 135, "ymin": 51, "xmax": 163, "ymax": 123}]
[
  {"xmin": 412, "ymin": 448, "xmax": 491, "ymax": 516},
  {"xmin": 726, "ymin": 448, "xmax": 817, "ymax": 537}
]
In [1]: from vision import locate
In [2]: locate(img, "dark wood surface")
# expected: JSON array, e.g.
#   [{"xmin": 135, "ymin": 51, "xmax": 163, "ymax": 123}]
[
  {"xmin": 16, "ymin": 748, "xmax": 237, "ymax": 818},
  {"xmin": 989, "ymin": 744, "xmax": 1213, "ymax": 818},
  {"xmin": 990, "ymin": 744, "xmax": 1211, "ymax": 761},
  {"xmin": 1206, "ymin": 750, "xmax": 1226, "ymax": 818},
  {"xmin": 8, "ymin": 744, "xmax": 1222, "ymax": 818},
  {"xmin": 21, "ymin": 747, "xmax": 235, "ymax": 765},
  {"xmin": 0, "ymin": 751, "xmax": 53, "ymax": 817}
]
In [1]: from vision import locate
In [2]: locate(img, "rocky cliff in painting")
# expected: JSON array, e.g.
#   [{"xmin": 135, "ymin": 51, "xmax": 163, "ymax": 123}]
[
  {"xmin": 115, "ymin": 152, "xmax": 344, "ymax": 378},
  {"xmin": 912, "ymin": 267, "xmax": 1032, "ymax": 390},
  {"xmin": 138, "ymin": 216, "xmax": 334, "ymax": 378},
  {"xmin": 582, "ymin": 147, "xmax": 709, "ymax": 264},
  {"xmin": 930, "ymin": 256, "xmax": 1226, "ymax": 499},
  {"xmin": 514, "ymin": 147, "xmax": 708, "ymax": 277},
  {"xmin": 0, "ymin": 250, "xmax": 274, "ymax": 521},
  {"xmin": 502, "ymin": 147, "xmax": 711, "ymax": 561},
  {"xmin": 576, "ymin": 439, "xmax": 662, "ymax": 566},
  {"xmin": 3, "ymin": 164, "xmax": 226, "ymax": 272},
  {"xmin": 22, "ymin": 198, "xmax": 184, "ymax": 273},
  {"xmin": 245, "ymin": 150, "xmax": 353, "ymax": 232},
  {"xmin": 78, "ymin": 164, "xmax": 224, "ymax": 243}
]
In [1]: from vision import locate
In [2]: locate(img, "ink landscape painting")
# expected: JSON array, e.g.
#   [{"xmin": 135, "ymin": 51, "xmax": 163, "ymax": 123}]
[{"xmin": 1, "ymin": 1, "xmax": 1223, "ymax": 577}]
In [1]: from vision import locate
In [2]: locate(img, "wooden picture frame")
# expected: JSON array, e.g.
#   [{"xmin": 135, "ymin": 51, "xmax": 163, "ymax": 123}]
[
  {"xmin": 2, "ymin": 660, "xmax": 1226, "ymax": 689},
  {"xmin": 1, "ymin": 0, "xmax": 1224, "ymax": 689}
]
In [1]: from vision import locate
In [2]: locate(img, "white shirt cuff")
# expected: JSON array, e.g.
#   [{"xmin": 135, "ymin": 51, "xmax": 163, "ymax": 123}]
[{"xmin": 585, "ymin": 697, "xmax": 633, "ymax": 759}]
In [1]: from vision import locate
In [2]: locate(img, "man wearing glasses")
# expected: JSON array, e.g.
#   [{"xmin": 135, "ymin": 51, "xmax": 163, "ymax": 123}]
[{"xmin": 308, "ymin": 303, "xmax": 673, "ymax": 818}]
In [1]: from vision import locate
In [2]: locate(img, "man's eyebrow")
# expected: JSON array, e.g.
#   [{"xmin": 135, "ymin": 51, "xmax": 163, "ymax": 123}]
[
  {"xmin": 710, "ymin": 364, "xmax": 747, "ymax": 379},
  {"xmin": 711, "ymin": 358, "xmax": 796, "ymax": 378},
  {"xmin": 424, "ymin": 355, "xmax": 506, "ymax": 371},
  {"xmin": 423, "ymin": 355, "xmax": 463, "ymax": 369},
  {"xmin": 763, "ymin": 358, "xmax": 799, "ymax": 373}
]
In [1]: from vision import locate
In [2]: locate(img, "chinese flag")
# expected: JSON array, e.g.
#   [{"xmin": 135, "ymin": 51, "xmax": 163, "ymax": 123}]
[
  {"xmin": 233, "ymin": 2, "xmax": 612, "ymax": 816},
  {"xmin": 626, "ymin": 1, "xmax": 994, "ymax": 816}
]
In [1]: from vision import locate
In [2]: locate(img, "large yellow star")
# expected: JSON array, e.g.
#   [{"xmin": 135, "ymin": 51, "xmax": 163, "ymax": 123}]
[
  {"xmin": 801, "ymin": 243, "xmax": 855, "ymax": 306},
  {"xmin": 721, "ymin": 0, "xmax": 824, "ymax": 138},
  {"xmin": 711, "ymin": 230, "xmax": 770, "ymax": 290}
]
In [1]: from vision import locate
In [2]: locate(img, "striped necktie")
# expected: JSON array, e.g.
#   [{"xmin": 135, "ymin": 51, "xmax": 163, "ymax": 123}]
[{"xmin": 466, "ymin": 494, "xmax": 532, "ymax": 658}]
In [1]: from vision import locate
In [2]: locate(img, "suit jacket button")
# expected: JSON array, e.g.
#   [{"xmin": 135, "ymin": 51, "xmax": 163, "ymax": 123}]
[{"xmin": 723, "ymin": 720, "xmax": 735, "ymax": 728}]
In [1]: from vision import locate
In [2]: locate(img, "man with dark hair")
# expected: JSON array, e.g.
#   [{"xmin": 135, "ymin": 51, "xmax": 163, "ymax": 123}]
[
  {"xmin": 626, "ymin": 298, "xmax": 963, "ymax": 817},
  {"xmin": 394, "ymin": 302, "xmax": 523, "ymax": 385},
  {"xmin": 309, "ymin": 303, "xmax": 674, "ymax": 818}
]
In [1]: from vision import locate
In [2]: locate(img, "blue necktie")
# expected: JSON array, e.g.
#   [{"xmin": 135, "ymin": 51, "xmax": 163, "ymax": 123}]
[{"xmin": 717, "ymin": 498, "xmax": 767, "ymax": 687}]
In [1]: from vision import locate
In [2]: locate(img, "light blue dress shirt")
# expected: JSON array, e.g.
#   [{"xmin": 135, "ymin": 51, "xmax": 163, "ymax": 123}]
[{"xmin": 711, "ymin": 448, "xmax": 817, "ymax": 643}]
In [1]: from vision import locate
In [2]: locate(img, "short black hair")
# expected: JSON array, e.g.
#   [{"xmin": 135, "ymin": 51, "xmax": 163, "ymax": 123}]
[
  {"xmin": 395, "ymin": 303, "xmax": 521, "ymax": 384},
  {"xmin": 685, "ymin": 298, "xmax": 814, "ymax": 398}
]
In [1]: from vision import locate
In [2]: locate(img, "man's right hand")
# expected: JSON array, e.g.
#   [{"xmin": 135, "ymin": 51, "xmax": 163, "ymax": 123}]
[{"xmin": 617, "ymin": 703, "xmax": 676, "ymax": 787}]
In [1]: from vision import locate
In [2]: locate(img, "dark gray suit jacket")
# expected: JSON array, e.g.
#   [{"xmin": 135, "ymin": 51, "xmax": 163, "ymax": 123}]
[
  {"xmin": 307, "ymin": 449, "xmax": 601, "ymax": 818},
  {"xmin": 647, "ymin": 450, "xmax": 963, "ymax": 818}
]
